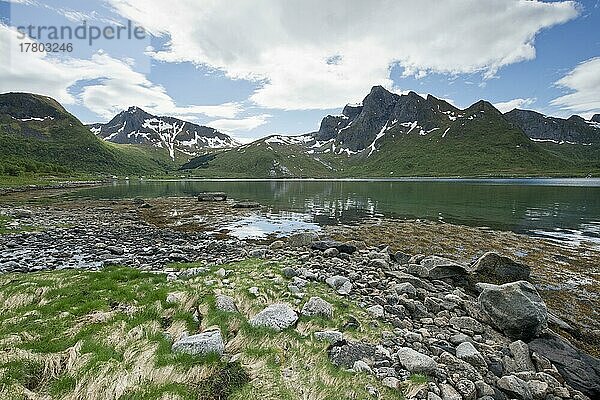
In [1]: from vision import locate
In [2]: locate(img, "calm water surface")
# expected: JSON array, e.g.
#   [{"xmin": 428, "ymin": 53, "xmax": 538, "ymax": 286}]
[{"xmin": 69, "ymin": 179, "xmax": 600, "ymax": 246}]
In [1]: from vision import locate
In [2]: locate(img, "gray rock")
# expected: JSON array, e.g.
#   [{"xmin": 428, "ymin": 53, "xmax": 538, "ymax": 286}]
[
  {"xmin": 497, "ymin": 375, "xmax": 533, "ymax": 400},
  {"xmin": 369, "ymin": 258, "xmax": 389, "ymax": 270},
  {"xmin": 328, "ymin": 341, "xmax": 376, "ymax": 368},
  {"xmin": 106, "ymin": 245, "xmax": 124, "ymax": 255},
  {"xmin": 383, "ymin": 376, "xmax": 400, "ymax": 389},
  {"xmin": 352, "ymin": 360, "xmax": 372, "ymax": 373},
  {"xmin": 527, "ymin": 380, "xmax": 548, "ymax": 400},
  {"xmin": 324, "ymin": 247, "xmax": 340, "ymax": 258},
  {"xmin": 172, "ymin": 329, "xmax": 224, "ymax": 356},
  {"xmin": 419, "ymin": 256, "xmax": 469, "ymax": 280},
  {"xmin": 215, "ymin": 294, "xmax": 238, "ymax": 313},
  {"xmin": 440, "ymin": 383, "xmax": 462, "ymax": 400},
  {"xmin": 281, "ymin": 267, "xmax": 297, "ymax": 278},
  {"xmin": 314, "ymin": 330, "xmax": 343, "ymax": 344},
  {"xmin": 301, "ymin": 296, "xmax": 334, "ymax": 319},
  {"xmin": 269, "ymin": 240, "xmax": 285, "ymax": 249},
  {"xmin": 477, "ymin": 281, "xmax": 547, "ymax": 340},
  {"xmin": 249, "ymin": 248, "xmax": 267, "ymax": 258},
  {"xmin": 326, "ymin": 275, "xmax": 352, "ymax": 295},
  {"xmin": 468, "ymin": 251, "xmax": 530, "ymax": 285},
  {"xmin": 456, "ymin": 342, "xmax": 486, "ymax": 369},
  {"xmin": 509, "ymin": 340, "xmax": 535, "ymax": 372},
  {"xmin": 449, "ymin": 316, "xmax": 484, "ymax": 334},
  {"xmin": 197, "ymin": 192, "xmax": 227, "ymax": 201},
  {"xmin": 286, "ymin": 232, "xmax": 318, "ymax": 248},
  {"xmin": 394, "ymin": 282, "xmax": 417, "ymax": 298},
  {"xmin": 366, "ymin": 305, "xmax": 384, "ymax": 318},
  {"xmin": 455, "ymin": 379, "xmax": 476, "ymax": 400},
  {"xmin": 250, "ymin": 303, "xmax": 298, "ymax": 331},
  {"xmin": 396, "ymin": 347, "xmax": 438, "ymax": 374},
  {"xmin": 528, "ymin": 332, "xmax": 600, "ymax": 399}
]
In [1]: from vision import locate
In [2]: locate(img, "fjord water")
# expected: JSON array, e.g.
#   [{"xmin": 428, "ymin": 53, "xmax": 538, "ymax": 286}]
[{"xmin": 70, "ymin": 179, "xmax": 600, "ymax": 246}]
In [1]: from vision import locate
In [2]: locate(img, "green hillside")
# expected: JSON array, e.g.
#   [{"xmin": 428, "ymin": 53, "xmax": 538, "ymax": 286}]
[{"xmin": 0, "ymin": 93, "xmax": 173, "ymax": 177}]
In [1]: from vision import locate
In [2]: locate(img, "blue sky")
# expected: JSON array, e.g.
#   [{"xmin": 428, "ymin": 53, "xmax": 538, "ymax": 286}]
[{"xmin": 1, "ymin": 0, "xmax": 599, "ymax": 142}]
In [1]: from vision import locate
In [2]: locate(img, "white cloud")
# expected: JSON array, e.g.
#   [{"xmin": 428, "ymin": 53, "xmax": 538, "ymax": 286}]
[
  {"xmin": 107, "ymin": 0, "xmax": 579, "ymax": 110},
  {"xmin": 551, "ymin": 57, "xmax": 600, "ymax": 119},
  {"xmin": 0, "ymin": 24, "xmax": 241, "ymax": 121},
  {"xmin": 207, "ymin": 114, "xmax": 271, "ymax": 133},
  {"xmin": 493, "ymin": 98, "xmax": 536, "ymax": 113}
]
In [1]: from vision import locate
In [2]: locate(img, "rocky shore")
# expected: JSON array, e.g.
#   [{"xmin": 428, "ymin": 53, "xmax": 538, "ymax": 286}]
[{"xmin": 1, "ymin": 194, "xmax": 599, "ymax": 399}]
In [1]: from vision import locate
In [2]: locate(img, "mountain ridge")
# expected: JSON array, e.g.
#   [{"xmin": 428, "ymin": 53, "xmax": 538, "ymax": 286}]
[{"xmin": 88, "ymin": 107, "xmax": 237, "ymax": 160}]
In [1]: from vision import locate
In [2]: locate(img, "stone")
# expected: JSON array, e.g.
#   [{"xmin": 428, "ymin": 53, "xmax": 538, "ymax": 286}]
[
  {"xmin": 509, "ymin": 340, "xmax": 535, "ymax": 372},
  {"xmin": 314, "ymin": 330, "xmax": 343, "ymax": 344},
  {"xmin": 382, "ymin": 376, "xmax": 400, "ymax": 389},
  {"xmin": 250, "ymin": 303, "xmax": 298, "ymax": 331},
  {"xmin": 366, "ymin": 305, "xmax": 384, "ymax": 318},
  {"xmin": 215, "ymin": 294, "xmax": 238, "ymax": 313},
  {"xmin": 449, "ymin": 316, "xmax": 484, "ymax": 334},
  {"xmin": 172, "ymin": 329, "xmax": 224, "ymax": 356},
  {"xmin": 440, "ymin": 383, "xmax": 462, "ymax": 400},
  {"xmin": 324, "ymin": 247, "xmax": 339, "ymax": 258},
  {"xmin": 456, "ymin": 342, "xmax": 486, "ymax": 369},
  {"xmin": 232, "ymin": 201, "xmax": 260, "ymax": 208},
  {"xmin": 392, "ymin": 251, "xmax": 411, "ymax": 265},
  {"xmin": 269, "ymin": 240, "xmax": 285, "ymax": 249},
  {"xmin": 311, "ymin": 240, "xmax": 357, "ymax": 254},
  {"xmin": 281, "ymin": 267, "xmax": 297, "ymax": 278},
  {"xmin": 419, "ymin": 256, "xmax": 469, "ymax": 280},
  {"xmin": 352, "ymin": 360, "xmax": 372, "ymax": 373},
  {"xmin": 286, "ymin": 232, "xmax": 318, "ymax": 248},
  {"xmin": 396, "ymin": 347, "xmax": 438, "ymax": 374},
  {"xmin": 249, "ymin": 249, "xmax": 267, "ymax": 258},
  {"xmin": 474, "ymin": 380, "xmax": 495, "ymax": 397},
  {"xmin": 455, "ymin": 379, "xmax": 476, "ymax": 400},
  {"xmin": 326, "ymin": 275, "xmax": 352, "ymax": 295},
  {"xmin": 468, "ymin": 252, "xmax": 530, "ymax": 285},
  {"xmin": 369, "ymin": 259, "xmax": 389, "ymax": 269},
  {"xmin": 528, "ymin": 332, "xmax": 600, "ymax": 399},
  {"xmin": 328, "ymin": 341, "xmax": 376, "ymax": 368},
  {"xmin": 497, "ymin": 375, "xmax": 533, "ymax": 400},
  {"xmin": 527, "ymin": 380, "xmax": 548, "ymax": 400},
  {"xmin": 197, "ymin": 192, "xmax": 227, "ymax": 201},
  {"xmin": 301, "ymin": 296, "xmax": 334, "ymax": 319},
  {"xmin": 106, "ymin": 245, "xmax": 124, "ymax": 255},
  {"xmin": 477, "ymin": 281, "xmax": 547, "ymax": 341},
  {"xmin": 394, "ymin": 282, "xmax": 417, "ymax": 298},
  {"xmin": 248, "ymin": 286, "xmax": 259, "ymax": 296}
]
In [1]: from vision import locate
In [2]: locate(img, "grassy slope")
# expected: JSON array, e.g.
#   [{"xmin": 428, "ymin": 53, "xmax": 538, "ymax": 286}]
[
  {"xmin": 0, "ymin": 93, "xmax": 175, "ymax": 177},
  {"xmin": 0, "ymin": 260, "xmax": 418, "ymax": 400}
]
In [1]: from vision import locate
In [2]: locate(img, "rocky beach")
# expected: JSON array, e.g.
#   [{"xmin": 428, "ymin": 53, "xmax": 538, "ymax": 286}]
[{"xmin": 1, "ymin": 188, "xmax": 599, "ymax": 399}]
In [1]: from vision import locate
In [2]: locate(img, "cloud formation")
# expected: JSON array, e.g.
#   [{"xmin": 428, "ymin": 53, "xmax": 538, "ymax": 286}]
[
  {"xmin": 551, "ymin": 57, "xmax": 600, "ymax": 119},
  {"xmin": 0, "ymin": 24, "xmax": 240, "ymax": 121},
  {"xmin": 493, "ymin": 98, "xmax": 536, "ymax": 113},
  {"xmin": 107, "ymin": 0, "xmax": 579, "ymax": 110}
]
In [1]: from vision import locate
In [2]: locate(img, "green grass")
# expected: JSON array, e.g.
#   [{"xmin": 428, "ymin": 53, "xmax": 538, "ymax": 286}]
[{"xmin": 0, "ymin": 260, "xmax": 409, "ymax": 399}]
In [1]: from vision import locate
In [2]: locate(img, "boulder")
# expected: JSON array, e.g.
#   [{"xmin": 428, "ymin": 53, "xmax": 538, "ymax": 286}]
[
  {"xmin": 456, "ymin": 342, "xmax": 486, "ymax": 369},
  {"xmin": 477, "ymin": 281, "xmax": 547, "ymax": 341},
  {"xmin": 215, "ymin": 294, "xmax": 238, "ymax": 313},
  {"xmin": 232, "ymin": 201, "xmax": 260, "ymax": 208},
  {"xmin": 528, "ymin": 332, "xmax": 600, "ymax": 399},
  {"xmin": 311, "ymin": 240, "xmax": 357, "ymax": 254},
  {"xmin": 469, "ymin": 252, "xmax": 530, "ymax": 285},
  {"xmin": 301, "ymin": 296, "xmax": 334, "ymax": 319},
  {"xmin": 172, "ymin": 329, "xmax": 224, "ymax": 356},
  {"xmin": 419, "ymin": 256, "xmax": 469, "ymax": 280},
  {"xmin": 250, "ymin": 303, "xmax": 298, "ymax": 331},
  {"xmin": 496, "ymin": 375, "xmax": 532, "ymax": 400},
  {"xmin": 509, "ymin": 340, "xmax": 535, "ymax": 372},
  {"xmin": 287, "ymin": 232, "xmax": 318, "ymax": 248},
  {"xmin": 396, "ymin": 347, "xmax": 438, "ymax": 374},
  {"xmin": 326, "ymin": 275, "xmax": 352, "ymax": 295},
  {"xmin": 328, "ymin": 340, "xmax": 376, "ymax": 368}
]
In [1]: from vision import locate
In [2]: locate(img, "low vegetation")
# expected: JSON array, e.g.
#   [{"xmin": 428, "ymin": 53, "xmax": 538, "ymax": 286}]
[{"xmin": 0, "ymin": 259, "xmax": 407, "ymax": 399}]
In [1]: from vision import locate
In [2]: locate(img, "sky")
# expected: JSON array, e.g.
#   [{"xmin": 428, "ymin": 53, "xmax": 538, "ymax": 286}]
[{"xmin": 0, "ymin": 0, "xmax": 599, "ymax": 143}]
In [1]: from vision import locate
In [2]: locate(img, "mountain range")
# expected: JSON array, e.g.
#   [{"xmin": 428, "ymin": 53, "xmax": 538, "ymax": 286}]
[
  {"xmin": 87, "ymin": 107, "xmax": 237, "ymax": 160},
  {"xmin": 1, "ymin": 87, "xmax": 599, "ymax": 178}
]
